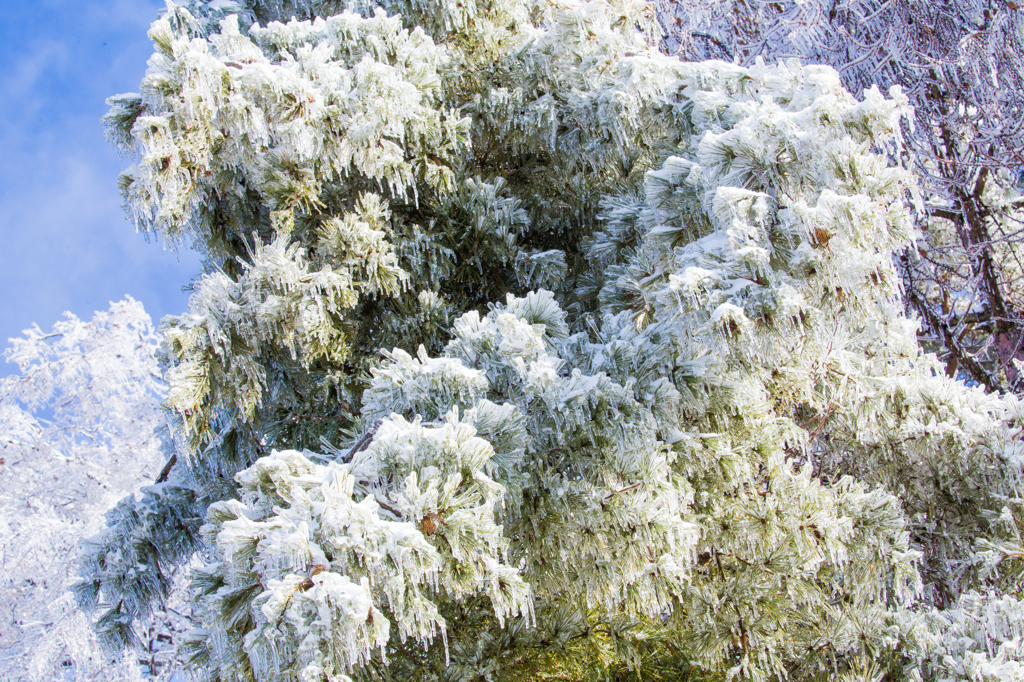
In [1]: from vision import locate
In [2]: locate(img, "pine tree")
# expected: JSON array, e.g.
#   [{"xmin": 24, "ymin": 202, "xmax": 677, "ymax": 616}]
[{"xmin": 77, "ymin": 1, "xmax": 1024, "ymax": 680}]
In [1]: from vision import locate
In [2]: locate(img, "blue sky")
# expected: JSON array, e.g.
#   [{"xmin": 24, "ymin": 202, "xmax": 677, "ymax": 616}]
[{"xmin": 0, "ymin": 0, "xmax": 203, "ymax": 361}]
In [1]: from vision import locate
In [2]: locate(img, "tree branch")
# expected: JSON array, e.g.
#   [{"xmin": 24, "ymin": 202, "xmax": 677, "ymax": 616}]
[
  {"xmin": 155, "ymin": 455, "xmax": 177, "ymax": 484},
  {"xmin": 906, "ymin": 282, "xmax": 1001, "ymax": 391},
  {"xmin": 343, "ymin": 419, "xmax": 381, "ymax": 463}
]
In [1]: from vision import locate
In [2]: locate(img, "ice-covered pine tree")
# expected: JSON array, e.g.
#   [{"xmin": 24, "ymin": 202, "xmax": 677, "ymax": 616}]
[
  {"xmin": 0, "ymin": 299, "xmax": 189, "ymax": 681},
  {"xmin": 78, "ymin": 0, "xmax": 1024, "ymax": 680}
]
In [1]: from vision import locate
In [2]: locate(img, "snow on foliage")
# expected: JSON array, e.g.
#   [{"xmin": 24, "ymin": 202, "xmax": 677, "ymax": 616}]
[{"xmin": 73, "ymin": 0, "xmax": 1024, "ymax": 680}]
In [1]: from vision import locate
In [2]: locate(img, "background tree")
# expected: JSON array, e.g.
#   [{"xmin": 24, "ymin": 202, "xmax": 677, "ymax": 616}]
[
  {"xmin": 0, "ymin": 299, "xmax": 188, "ymax": 681},
  {"xmin": 76, "ymin": 1, "xmax": 1024, "ymax": 680},
  {"xmin": 654, "ymin": 0, "xmax": 1024, "ymax": 392}
]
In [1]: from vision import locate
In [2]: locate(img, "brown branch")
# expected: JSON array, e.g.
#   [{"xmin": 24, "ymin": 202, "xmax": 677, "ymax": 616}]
[
  {"xmin": 689, "ymin": 32, "xmax": 734, "ymax": 60},
  {"xmin": 343, "ymin": 419, "xmax": 381, "ymax": 463},
  {"xmin": 155, "ymin": 455, "xmax": 177, "ymax": 484},
  {"xmin": 905, "ymin": 280, "xmax": 1001, "ymax": 391},
  {"xmin": 604, "ymin": 482, "xmax": 642, "ymax": 499},
  {"xmin": 286, "ymin": 414, "xmax": 350, "ymax": 425},
  {"xmin": 925, "ymin": 206, "xmax": 963, "ymax": 224},
  {"xmin": 374, "ymin": 497, "xmax": 403, "ymax": 519}
]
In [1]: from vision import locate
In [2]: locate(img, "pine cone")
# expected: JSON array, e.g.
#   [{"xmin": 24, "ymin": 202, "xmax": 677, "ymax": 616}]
[{"xmin": 420, "ymin": 512, "xmax": 444, "ymax": 535}]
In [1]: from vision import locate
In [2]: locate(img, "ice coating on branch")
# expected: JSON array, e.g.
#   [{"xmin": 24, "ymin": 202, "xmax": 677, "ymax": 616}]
[
  {"xmin": 361, "ymin": 348, "xmax": 488, "ymax": 424},
  {"xmin": 374, "ymin": 293, "xmax": 705, "ymax": 616},
  {"xmin": 194, "ymin": 418, "xmax": 531, "ymax": 680},
  {"xmin": 163, "ymin": 194, "xmax": 405, "ymax": 443},
  {"xmin": 107, "ymin": 7, "xmax": 467, "ymax": 244},
  {"xmin": 910, "ymin": 593, "xmax": 1024, "ymax": 682}
]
